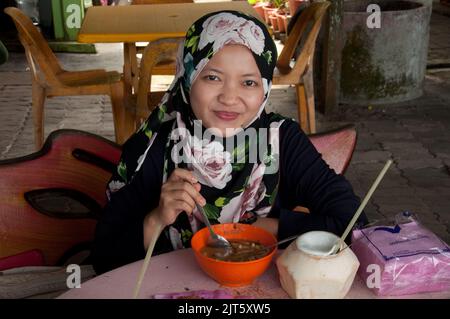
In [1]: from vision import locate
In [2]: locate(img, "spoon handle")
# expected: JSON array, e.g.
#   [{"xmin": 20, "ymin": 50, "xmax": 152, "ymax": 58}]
[
  {"xmin": 196, "ymin": 203, "xmax": 215, "ymax": 237},
  {"xmin": 266, "ymin": 234, "xmax": 300, "ymax": 249}
]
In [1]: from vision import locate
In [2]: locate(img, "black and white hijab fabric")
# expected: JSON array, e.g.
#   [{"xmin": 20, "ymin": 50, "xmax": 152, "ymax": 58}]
[{"xmin": 107, "ymin": 10, "xmax": 287, "ymax": 249}]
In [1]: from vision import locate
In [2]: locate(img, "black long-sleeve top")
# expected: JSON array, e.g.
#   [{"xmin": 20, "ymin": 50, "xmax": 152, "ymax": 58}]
[{"xmin": 90, "ymin": 119, "xmax": 368, "ymax": 274}]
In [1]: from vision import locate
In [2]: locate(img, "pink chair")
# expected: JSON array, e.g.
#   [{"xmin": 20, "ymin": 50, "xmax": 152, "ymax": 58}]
[
  {"xmin": 0, "ymin": 130, "xmax": 121, "ymax": 267},
  {"xmin": 293, "ymin": 124, "xmax": 357, "ymax": 213},
  {"xmin": 0, "ymin": 130, "xmax": 121, "ymax": 298},
  {"xmin": 309, "ymin": 124, "xmax": 357, "ymax": 175},
  {"xmin": 0, "ymin": 249, "xmax": 45, "ymax": 271}
]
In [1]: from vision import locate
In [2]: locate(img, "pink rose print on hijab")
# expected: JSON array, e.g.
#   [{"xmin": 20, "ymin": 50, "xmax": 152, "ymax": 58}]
[
  {"xmin": 198, "ymin": 13, "xmax": 247, "ymax": 50},
  {"xmin": 198, "ymin": 12, "xmax": 265, "ymax": 56},
  {"xmin": 187, "ymin": 136, "xmax": 233, "ymax": 190},
  {"xmin": 236, "ymin": 20, "xmax": 265, "ymax": 55}
]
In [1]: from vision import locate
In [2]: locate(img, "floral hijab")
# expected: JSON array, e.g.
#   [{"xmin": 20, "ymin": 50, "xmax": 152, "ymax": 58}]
[{"xmin": 107, "ymin": 11, "xmax": 287, "ymax": 249}]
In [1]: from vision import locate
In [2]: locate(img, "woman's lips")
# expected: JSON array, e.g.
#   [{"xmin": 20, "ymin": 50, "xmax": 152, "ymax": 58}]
[{"xmin": 214, "ymin": 111, "xmax": 239, "ymax": 121}]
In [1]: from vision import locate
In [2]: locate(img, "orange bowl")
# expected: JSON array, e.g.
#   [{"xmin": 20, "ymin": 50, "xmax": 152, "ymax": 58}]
[{"xmin": 191, "ymin": 223, "xmax": 277, "ymax": 287}]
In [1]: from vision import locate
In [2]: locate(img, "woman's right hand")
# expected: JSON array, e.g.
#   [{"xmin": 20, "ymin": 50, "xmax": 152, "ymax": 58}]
[{"xmin": 152, "ymin": 168, "xmax": 206, "ymax": 227}]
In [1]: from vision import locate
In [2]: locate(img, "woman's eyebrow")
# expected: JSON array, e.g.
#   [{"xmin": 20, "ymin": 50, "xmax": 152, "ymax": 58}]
[
  {"xmin": 203, "ymin": 67, "xmax": 223, "ymax": 74},
  {"xmin": 202, "ymin": 67, "xmax": 260, "ymax": 78},
  {"xmin": 241, "ymin": 73, "xmax": 260, "ymax": 77},
  {"xmin": 203, "ymin": 68, "xmax": 259, "ymax": 77}
]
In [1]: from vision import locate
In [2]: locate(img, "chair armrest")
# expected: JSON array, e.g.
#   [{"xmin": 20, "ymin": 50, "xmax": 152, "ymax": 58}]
[{"xmin": 58, "ymin": 70, "xmax": 121, "ymax": 86}]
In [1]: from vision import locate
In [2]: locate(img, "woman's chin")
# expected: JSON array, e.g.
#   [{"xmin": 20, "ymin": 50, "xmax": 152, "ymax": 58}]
[
  {"xmin": 203, "ymin": 123, "xmax": 241, "ymax": 138},
  {"xmin": 221, "ymin": 126, "xmax": 245, "ymax": 138}
]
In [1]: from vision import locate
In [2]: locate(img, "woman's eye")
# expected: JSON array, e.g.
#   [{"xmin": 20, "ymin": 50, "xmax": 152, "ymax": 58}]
[
  {"xmin": 205, "ymin": 75, "xmax": 219, "ymax": 81},
  {"xmin": 244, "ymin": 80, "xmax": 258, "ymax": 87}
]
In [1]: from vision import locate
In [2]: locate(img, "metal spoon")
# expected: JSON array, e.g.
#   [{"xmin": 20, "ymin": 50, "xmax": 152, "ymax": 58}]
[
  {"xmin": 248, "ymin": 234, "xmax": 303, "ymax": 255},
  {"xmin": 196, "ymin": 203, "xmax": 232, "ymax": 255},
  {"xmin": 263, "ymin": 234, "xmax": 300, "ymax": 250}
]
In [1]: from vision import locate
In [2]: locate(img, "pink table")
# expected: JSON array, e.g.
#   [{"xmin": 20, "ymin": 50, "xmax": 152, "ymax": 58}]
[{"xmin": 58, "ymin": 249, "xmax": 450, "ymax": 299}]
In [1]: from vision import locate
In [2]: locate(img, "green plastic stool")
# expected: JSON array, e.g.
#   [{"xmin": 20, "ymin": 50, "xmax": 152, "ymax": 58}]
[{"xmin": 52, "ymin": 0, "xmax": 85, "ymax": 41}]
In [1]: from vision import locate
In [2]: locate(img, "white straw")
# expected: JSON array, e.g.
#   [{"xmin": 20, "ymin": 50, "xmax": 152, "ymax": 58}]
[
  {"xmin": 133, "ymin": 222, "xmax": 162, "ymax": 299},
  {"xmin": 339, "ymin": 159, "xmax": 393, "ymax": 243}
]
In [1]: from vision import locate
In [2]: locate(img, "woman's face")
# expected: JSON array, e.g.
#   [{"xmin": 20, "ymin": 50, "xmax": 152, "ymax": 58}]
[{"xmin": 190, "ymin": 44, "xmax": 265, "ymax": 137}]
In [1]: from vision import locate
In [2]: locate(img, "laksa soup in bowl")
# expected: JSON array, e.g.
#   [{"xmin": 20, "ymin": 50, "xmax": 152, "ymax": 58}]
[{"xmin": 191, "ymin": 223, "xmax": 277, "ymax": 287}]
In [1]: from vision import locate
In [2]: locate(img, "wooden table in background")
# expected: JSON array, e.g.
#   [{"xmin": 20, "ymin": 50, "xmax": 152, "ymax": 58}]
[{"xmin": 78, "ymin": 1, "xmax": 262, "ymax": 95}]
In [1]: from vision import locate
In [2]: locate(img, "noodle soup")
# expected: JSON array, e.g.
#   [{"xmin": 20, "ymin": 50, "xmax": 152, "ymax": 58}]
[
  {"xmin": 201, "ymin": 239, "xmax": 270, "ymax": 262},
  {"xmin": 191, "ymin": 223, "xmax": 277, "ymax": 286}
]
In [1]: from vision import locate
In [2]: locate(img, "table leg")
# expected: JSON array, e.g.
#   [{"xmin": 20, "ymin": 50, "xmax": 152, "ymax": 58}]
[
  {"xmin": 121, "ymin": 43, "xmax": 138, "ymax": 141},
  {"xmin": 123, "ymin": 43, "xmax": 133, "ymax": 96}
]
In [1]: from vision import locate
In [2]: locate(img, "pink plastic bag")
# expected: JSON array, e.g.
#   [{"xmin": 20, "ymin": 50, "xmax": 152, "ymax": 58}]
[{"xmin": 351, "ymin": 212, "xmax": 450, "ymax": 296}]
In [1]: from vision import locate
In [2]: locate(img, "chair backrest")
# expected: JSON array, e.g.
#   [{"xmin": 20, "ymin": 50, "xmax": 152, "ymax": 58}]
[
  {"xmin": 4, "ymin": 7, "xmax": 63, "ymax": 87},
  {"xmin": 0, "ymin": 130, "xmax": 121, "ymax": 266},
  {"xmin": 276, "ymin": 1, "xmax": 330, "ymax": 76},
  {"xmin": 134, "ymin": 38, "xmax": 182, "ymax": 125},
  {"xmin": 309, "ymin": 124, "xmax": 357, "ymax": 175}
]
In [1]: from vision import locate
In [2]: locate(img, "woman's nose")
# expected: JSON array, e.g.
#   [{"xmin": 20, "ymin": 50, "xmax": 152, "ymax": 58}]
[{"xmin": 218, "ymin": 82, "xmax": 239, "ymax": 105}]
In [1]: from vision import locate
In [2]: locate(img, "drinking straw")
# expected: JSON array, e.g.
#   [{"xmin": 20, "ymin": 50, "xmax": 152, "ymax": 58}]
[
  {"xmin": 133, "ymin": 222, "xmax": 162, "ymax": 299},
  {"xmin": 339, "ymin": 159, "xmax": 393, "ymax": 245}
]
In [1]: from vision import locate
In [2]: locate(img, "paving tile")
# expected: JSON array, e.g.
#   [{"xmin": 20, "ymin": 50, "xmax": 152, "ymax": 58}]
[
  {"xmin": 395, "ymin": 158, "xmax": 444, "ymax": 170},
  {"xmin": 351, "ymin": 150, "xmax": 392, "ymax": 164}
]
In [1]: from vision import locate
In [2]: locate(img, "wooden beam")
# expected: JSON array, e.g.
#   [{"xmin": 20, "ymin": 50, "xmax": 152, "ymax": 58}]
[{"xmin": 321, "ymin": 0, "xmax": 343, "ymax": 115}]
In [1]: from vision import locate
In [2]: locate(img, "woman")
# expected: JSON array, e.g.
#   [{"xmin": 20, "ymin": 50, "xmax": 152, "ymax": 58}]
[{"xmin": 91, "ymin": 11, "xmax": 367, "ymax": 274}]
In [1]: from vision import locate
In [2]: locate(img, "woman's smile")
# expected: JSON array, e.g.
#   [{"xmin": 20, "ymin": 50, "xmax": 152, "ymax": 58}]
[{"xmin": 214, "ymin": 111, "xmax": 240, "ymax": 121}]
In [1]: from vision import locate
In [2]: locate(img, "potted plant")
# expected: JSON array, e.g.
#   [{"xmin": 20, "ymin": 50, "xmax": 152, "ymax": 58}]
[
  {"xmin": 272, "ymin": 0, "xmax": 289, "ymax": 33},
  {"xmin": 249, "ymin": 0, "xmax": 270, "ymax": 21},
  {"xmin": 269, "ymin": 13, "xmax": 279, "ymax": 31},
  {"xmin": 261, "ymin": 0, "xmax": 277, "ymax": 24}
]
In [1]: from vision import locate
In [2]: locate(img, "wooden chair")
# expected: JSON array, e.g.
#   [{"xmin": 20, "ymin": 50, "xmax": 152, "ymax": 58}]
[
  {"xmin": 123, "ymin": 38, "xmax": 181, "ymax": 135},
  {"xmin": 4, "ymin": 7, "xmax": 128, "ymax": 148},
  {"xmin": 126, "ymin": 0, "xmax": 193, "ymax": 90},
  {"xmin": 273, "ymin": 1, "xmax": 330, "ymax": 134},
  {"xmin": 293, "ymin": 124, "xmax": 357, "ymax": 213},
  {"xmin": 0, "ymin": 129, "xmax": 121, "ymax": 267}
]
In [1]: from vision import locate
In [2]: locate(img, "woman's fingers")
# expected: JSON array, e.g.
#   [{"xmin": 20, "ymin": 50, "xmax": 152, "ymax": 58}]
[
  {"xmin": 167, "ymin": 168, "xmax": 198, "ymax": 184},
  {"xmin": 170, "ymin": 199, "xmax": 194, "ymax": 216},
  {"xmin": 163, "ymin": 180, "xmax": 205, "ymax": 206},
  {"xmin": 157, "ymin": 198, "xmax": 194, "ymax": 226},
  {"xmin": 163, "ymin": 189, "xmax": 196, "ymax": 213},
  {"xmin": 157, "ymin": 168, "xmax": 207, "ymax": 226}
]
